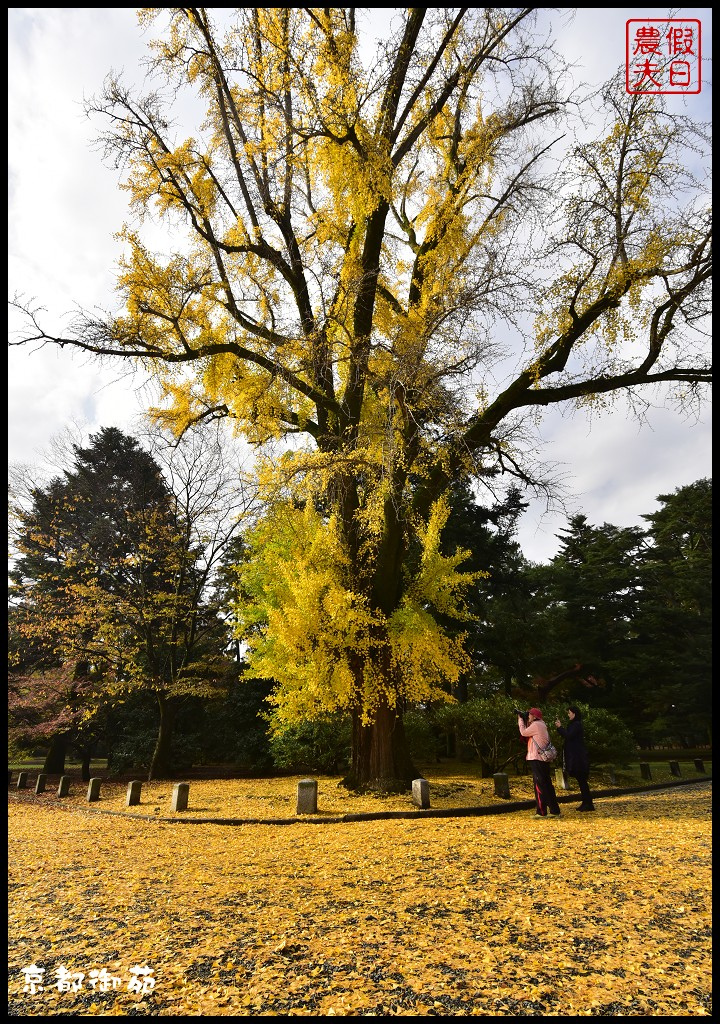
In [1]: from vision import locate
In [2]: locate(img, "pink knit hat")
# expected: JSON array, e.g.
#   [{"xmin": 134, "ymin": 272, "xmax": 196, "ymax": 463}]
[{"xmin": 528, "ymin": 708, "xmax": 543, "ymax": 719}]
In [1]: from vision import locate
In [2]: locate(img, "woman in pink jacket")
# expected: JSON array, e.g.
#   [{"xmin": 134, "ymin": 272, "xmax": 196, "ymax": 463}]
[{"xmin": 518, "ymin": 707, "xmax": 561, "ymax": 817}]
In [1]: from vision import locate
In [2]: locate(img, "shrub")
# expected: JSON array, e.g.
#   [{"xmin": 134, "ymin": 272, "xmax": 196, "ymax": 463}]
[
  {"xmin": 196, "ymin": 680, "xmax": 274, "ymax": 771},
  {"xmin": 430, "ymin": 696, "xmax": 638, "ymax": 773},
  {"xmin": 268, "ymin": 715, "xmax": 351, "ymax": 773},
  {"xmin": 403, "ymin": 708, "xmax": 444, "ymax": 763},
  {"xmin": 433, "ymin": 693, "xmax": 527, "ymax": 774},
  {"xmin": 565, "ymin": 704, "xmax": 638, "ymax": 766}
]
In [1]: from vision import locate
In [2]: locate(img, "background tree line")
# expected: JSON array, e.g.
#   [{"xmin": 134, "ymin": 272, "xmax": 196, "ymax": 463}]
[
  {"xmin": 11, "ymin": 8, "xmax": 710, "ymax": 790},
  {"xmin": 8, "ymin": 426, "xmax": 711, "ymax": 778}
]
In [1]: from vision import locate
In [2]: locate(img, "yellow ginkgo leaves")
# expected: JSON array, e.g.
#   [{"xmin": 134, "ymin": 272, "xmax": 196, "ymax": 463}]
[{"xmin": 8, "ymin": 782, "xmax": 711, "ymax": 1016}]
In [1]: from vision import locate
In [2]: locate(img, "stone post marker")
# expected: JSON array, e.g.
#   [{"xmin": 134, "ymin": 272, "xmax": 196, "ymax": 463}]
[
  {"xmin": 669, "ymin": 761, "xmax": 681, "ymax": 777},
  {"xmin": 412, "ymin": 778, "xmax": 430, "ymax": 809},
  {"xmin": 639, "ymin": 762, "xmax": 652, "ymax": 781},
  {"xmin": 16, "ymin": 772, "xmax": 28, "ymax": 789},
  {"xmin": 35, "ymin": 774, "xmax": 47, "ymax": 795},
  {"xmin": 493, "ymin": 772, "xmax": 511, "ymax": 799},
  {"xmin": 605, "ymin": 765, "xmax": 617, "ymax": 785},
  {"xmin": 296, "ymin": 778, "xmax": 318, "ymax": 814},
  {"xmin": 57, "ymin": 776, "xmax": 71, "ymax": 797},
  {"xmin": 126, "ymin": 781, "xmax": 142, "ymax": 807},
  {"xmin": 171, "ymin": 782, "xmax": 189, "ymax": 812},
  {"xmin": 87, "ymin": 778, "xmax": 102, "ymax": 802},
  {"xmin": 694, "ymin": 759, "xmax": 705, "ymax": 773},
  {"xmin": 555, "ymin": 768, "xmax": 569, "ymax": 791}
]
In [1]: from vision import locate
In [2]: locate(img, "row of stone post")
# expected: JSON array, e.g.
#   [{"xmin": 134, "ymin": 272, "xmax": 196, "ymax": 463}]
[
  {"xmin": 9, "ymin": 759, "xmax": 710, "ymax": 810},
  {"xmin": 7, "ymin": 773, "xmax": 190, "ymax": 809},
  {"xmin": 9, "ymin": 772, "xmax": 72, "ymax": 796},
  {"xmin": 8, "ymin": 775, "xmax": 429, "ymax": 812}
]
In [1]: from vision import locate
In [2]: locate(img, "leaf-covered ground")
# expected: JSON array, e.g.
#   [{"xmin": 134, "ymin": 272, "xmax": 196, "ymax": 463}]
[{"xmin": 8, "ymin": 780, "xmax": 711, "ymax": 1016}]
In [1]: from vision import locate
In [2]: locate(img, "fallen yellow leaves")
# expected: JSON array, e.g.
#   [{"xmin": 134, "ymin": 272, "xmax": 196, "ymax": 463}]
[
  {"xmin": 7, "ymin": 782, "xmax": 712, "ymax": 1016},
  {"xmin": 12, "ymin": 769, "xmax": 511, "ymax": 820},
  {"xmin": 8, "ymin": 760, "xmax": 706, "ymax": 821}
]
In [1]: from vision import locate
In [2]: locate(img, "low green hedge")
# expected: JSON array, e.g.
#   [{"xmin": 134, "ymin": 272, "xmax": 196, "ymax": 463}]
[{"xmin": 634, "ymin": 748, "xmax": 711, "ymax": 762}]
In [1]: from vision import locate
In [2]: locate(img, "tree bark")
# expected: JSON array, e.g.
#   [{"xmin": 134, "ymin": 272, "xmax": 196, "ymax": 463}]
[
  {"xmin": 78, "ymin": 747, "xmax": 93, "ymax": 782},
  {"xmin": 148, "ymin": 695, "xmax": 177, "ymax": 780},
  {"xmin": 43, "ymin": 733, "xmax": 67, "ymax": 774},
  {"xmin": 348, "ymin": 702, "xmax": 417, "ymax": 792}
]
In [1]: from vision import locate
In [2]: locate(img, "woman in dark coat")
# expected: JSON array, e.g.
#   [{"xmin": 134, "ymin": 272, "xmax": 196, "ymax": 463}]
[{"xmin": 555, "ymin": 706, "xmax": 595, "ymax": 811}]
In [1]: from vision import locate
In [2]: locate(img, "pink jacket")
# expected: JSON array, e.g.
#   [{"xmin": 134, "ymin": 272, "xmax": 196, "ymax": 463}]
[{"xmin": 518, "ymin": 717, "xmax": 550, "ymax": 761}]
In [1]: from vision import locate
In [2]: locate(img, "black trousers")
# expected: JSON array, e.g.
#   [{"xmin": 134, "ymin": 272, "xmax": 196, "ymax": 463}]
[
  {"xmin": 571, "ymin": 771, "xmax": 594, "ymax": 808},
  {"xmin": 531, "ymin": 760, "xmax": 560, "ymax": 815}
]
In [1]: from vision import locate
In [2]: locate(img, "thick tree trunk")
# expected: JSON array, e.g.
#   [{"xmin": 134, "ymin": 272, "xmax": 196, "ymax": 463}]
[
  {"xmin": 78, "ymin": 747, "xmax": 93, "ymax": 783},
  {"xmin": 43, "ymin": 733, "xmax": 67, "ymax": 774},
  {"xmin": 148, "ymin": 695, "xmax": 177, "ymax": 781},
  {"xmin": 455, "ymin": 676, "xmax": 469, "ymax": 703},
  {"xmin": 342, "ymin": 473, "xmax": 423, "ymax": 792},
  {"xmin": 348, "ymin": 703, "xmax": 417, "ymax": 792}
]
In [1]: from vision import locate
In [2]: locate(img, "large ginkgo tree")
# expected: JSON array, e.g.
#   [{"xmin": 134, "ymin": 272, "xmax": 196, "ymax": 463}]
[{"xmin": 11, "ymin": 9, "xmax": 711, "ymax": 789}]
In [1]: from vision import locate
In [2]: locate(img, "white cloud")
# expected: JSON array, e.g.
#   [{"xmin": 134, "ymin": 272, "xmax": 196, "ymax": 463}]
[{"xmin": 513, "ymin": 400, "xmax": 712, "ymax": 563}]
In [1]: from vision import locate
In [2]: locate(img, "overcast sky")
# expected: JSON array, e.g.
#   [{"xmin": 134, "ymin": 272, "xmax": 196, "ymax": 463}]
[{"xmin": 8, "ymin": 8, "xmax": 712, "ymax": 562}]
